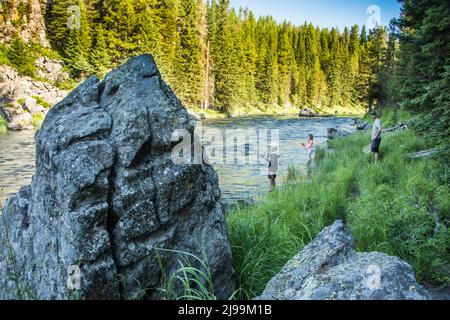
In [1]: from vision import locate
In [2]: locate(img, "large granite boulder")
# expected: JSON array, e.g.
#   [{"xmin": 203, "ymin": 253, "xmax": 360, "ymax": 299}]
[
  {"xmin": 0, "ymin": 54, "xmax": 234, "ymax": 300},
  {"xmin": 258, "ymin": 220, "xmax": 430, "ymax": 300}
]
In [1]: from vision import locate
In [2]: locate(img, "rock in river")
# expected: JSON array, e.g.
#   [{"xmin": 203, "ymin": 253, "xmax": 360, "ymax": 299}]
[
  {"xmin": 258, "ymin": 220, "xmax": 430, "ymax": 300},
  {"xmin": 0, "ymin": 54, "xmax": 235, "ymax": 300}
]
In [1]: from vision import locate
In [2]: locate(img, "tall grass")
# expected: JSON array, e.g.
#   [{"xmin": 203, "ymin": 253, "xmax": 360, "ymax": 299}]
[
  {"xmin": 158, "ymin": 249, "xmax": 220, "ymax": 300},
  {"xmin": 228, "ymin": 130, "xmax": 449, "ymax": 299}
]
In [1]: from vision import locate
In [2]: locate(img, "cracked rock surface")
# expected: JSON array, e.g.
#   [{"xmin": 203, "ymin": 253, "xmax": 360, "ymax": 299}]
[
  {"xmin": 0, "ymin": 55, "xmax": 234, "ymax": 300},
  {"xmin": 257, "ymin": 220, "xmax": 430, "ymax": 300}
]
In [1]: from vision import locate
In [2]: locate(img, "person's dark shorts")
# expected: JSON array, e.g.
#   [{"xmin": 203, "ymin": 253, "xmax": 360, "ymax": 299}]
[
  {"xmin": 268, "ymin": 174, "xmax": 277, "ymax": 179},
  {"xmin": 371, "ymin": 138, "xmax": 382, "ymax": 153}
]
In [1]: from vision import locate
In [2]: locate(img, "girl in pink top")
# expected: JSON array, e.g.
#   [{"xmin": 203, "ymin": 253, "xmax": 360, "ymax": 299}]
[{"xmin": 302, "ymin": 134, "xmax": 315, "ymax": 162}]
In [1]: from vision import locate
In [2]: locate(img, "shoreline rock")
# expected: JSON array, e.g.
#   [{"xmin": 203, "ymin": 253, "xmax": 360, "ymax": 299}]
[
  {"xmin": 257, "ymin": 220, "xmax": 430, "ymax": 300},
  {"xmin": 299, "ymin": 108, "xmax": 319, "ymax": 118},
  {"xmin": 327, "ymin": 127, "xmax": 353, "ymax": 140}
]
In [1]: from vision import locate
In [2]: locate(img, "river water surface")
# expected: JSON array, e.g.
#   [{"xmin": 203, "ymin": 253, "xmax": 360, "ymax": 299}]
[{"xmin": 0, "ymin": 116, "xmax": 354, "ymax": 205}]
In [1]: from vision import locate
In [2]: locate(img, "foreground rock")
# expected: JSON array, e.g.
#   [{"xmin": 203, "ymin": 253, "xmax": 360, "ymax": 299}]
[
  {"xmin": 258, "ymin": 220, "xmax": 430, "ymax": 300},
  {"xmin": 0, "ymin": 65, "xmax": 68, "ymax": 130},
  {"xmin": 0, "ymin": 54, "xmax": 234, "ymax": 300}
]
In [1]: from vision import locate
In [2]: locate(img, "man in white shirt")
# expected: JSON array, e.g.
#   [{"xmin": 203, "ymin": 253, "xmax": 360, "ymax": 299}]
[{"xmin": 371, "ymin": 111, "xmax": 383, "ymax": 163}]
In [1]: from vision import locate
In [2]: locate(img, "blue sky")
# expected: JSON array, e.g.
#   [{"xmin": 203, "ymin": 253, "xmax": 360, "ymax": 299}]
[{"xmin": 229, "ymin": 0, "xmax": 402, "ymax": 30}]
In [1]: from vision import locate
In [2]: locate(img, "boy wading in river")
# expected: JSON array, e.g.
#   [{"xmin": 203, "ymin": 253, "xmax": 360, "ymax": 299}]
[
  {"xmin": 371, "ymin": 111, "xmax": 383, "ymax": 163},
  {"xmin": 263, "ymin": 144, "xmax": 280, "ymax": 192}
]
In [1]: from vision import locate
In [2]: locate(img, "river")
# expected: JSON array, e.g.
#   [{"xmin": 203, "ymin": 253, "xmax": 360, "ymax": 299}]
[{"xmin": 0, "ymin": 116, "xmax": 354, "ymax": 205}]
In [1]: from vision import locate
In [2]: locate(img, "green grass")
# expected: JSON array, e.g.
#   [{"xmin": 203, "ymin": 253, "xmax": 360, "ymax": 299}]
[
  {"xmin": 228, "ymin": 128, "xmax": 450, "ymax": 299},
  {"xmin": 0, "ymin": 43, "xmax": 11, "ymax": 66},
  {"xmin": 31, "ymin": 113, "xmax": 44, "ymax": 129},
  {"xmin": 32, "ymin": 96, "xmax": 51, "ymax": 109},
  {"xmin": 54, "ymin": 78, "xmax": 79, "ymax": 91},
  {"xmin": 0, "ymin": 114, "xmax": 8, "ymax": 134},
  {"xmin": 157, "ymin": 249, "xmax": 225, "ymax": 300}
]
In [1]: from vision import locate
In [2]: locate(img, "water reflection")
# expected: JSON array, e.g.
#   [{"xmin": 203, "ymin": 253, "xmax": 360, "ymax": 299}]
[{"xmin": 0, "ymin": 130, "xmax": 36, "ymax": 205}]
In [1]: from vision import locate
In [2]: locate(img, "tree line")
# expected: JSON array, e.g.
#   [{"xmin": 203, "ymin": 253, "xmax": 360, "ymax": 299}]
[
  {"xmin": 44, "ymin": 0, "xmax": 393, "ymax": 114},
  {"xmin": 388, "ymin": 0, "xmax": 449, "ymax": 141}
]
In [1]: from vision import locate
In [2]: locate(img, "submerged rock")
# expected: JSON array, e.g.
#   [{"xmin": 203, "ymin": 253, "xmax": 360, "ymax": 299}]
[
  {"xmin": 258, "ymin": 220, "xmax": 430, "ymax": 300},
  {"xmin": 327, "ymin": 127, "xmax": 352, "ymax": 140},
  {"xmin": 352, "ymin": 119, "xmax": 369, "ymax": 131},
  {"xmin": 0, "ymin": 54, "xmax": 234, "ymax": 300}
]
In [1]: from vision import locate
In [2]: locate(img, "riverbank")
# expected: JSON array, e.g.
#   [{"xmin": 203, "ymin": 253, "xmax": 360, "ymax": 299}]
[
  {"xmin": 227, "ymin": 113, "xmax": 449, "ymax": 299},
  {"xmin": 190, "ymin": 104, "xmax": 365, "ymax": 120}
]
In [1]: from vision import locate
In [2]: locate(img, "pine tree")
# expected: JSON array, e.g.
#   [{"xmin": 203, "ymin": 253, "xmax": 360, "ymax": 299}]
[
  {"xmin": 393, "ymin": 0, "xmax": 450, "ymax": 140},
  {"xmin": 134, "ymin": 0, "xmax": 161, "ymax": 58},
  {"xmin": 47, "ymin": 0, "xmax": 77, "ymax": 52},
  {"xmin": 210, "ymin": 0, "xmax": 242, "ymax": 113},
  {"xmin": 240, "ymin": 9, "xmax": 258, "ymax": 107},
  {"xmin": 101, "ymin": 0, "xmax": 137, "ymax": 61},
  {"xmin": 327, "ymin": 28, "xmax": 343, "ymax": 107},
  {"xmin": 153, "ymin": 0, "xmax": 181, "ymax": 84},
  {"xmin": 90, "ymin": 26, "xmax": 111, "ymax": 77},
  {"xmin": 41, "ymin": 0, "xmax": 407, "ymax": 117},
  {"xmin": 255, "ymin": 17, "xmax": 279, "ymax": 106},
  {"xmin": 199, "ymin": 0, "xmax": 213, "ymax": 110},
  {"xmin": 8, "ymin": 36, "xmax": 36, "ymax": 76},
  {"xmin": 277, "ymin": 22, "xmax": 295, "ymax": 106},
  {"xmin": 63, "ymin": 0, "xmax": 92, "ymax": 77},
  {"xmin": 172, "ymin": 0, "xmax": 204, "ymax": 108}
]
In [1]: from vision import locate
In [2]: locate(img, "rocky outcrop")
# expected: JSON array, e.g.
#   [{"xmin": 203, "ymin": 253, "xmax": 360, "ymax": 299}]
[
  {"xmin": 0, "ymin": 0, "xmax": 48, "ymax": 46},
  {"xmin": 35, "ymin": 57, "xmax": 69, "ymax": 82},
  {"xmin": 258, "ymin": 220, "xmax": 430, "ymax": 300},
  {"xmin": 0, "ymin": 65, "xmax": 68, "ymax": 130},
  {"xmin": 299, "ymin": 108, "xmax": 319, "ymax": 118},
  {"xmin": 0, "ymin": 54, "xmax": 234, "ymax": 300}
]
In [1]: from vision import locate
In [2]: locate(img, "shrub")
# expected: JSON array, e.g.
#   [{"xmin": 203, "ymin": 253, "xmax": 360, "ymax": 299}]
[
  {"xmin": 7, "ymin": 36, "xmax": 37, "ymax": 77},
  {"xmin": 0, "ymin": 43, "xmax": 10, "ymax": 65},
  {"xmin": 32, "ymin": 96, "xmax": 51, "ymax": 109},
  {"xmin": 31, "ymin": 113, "xmax": 44, "ymax": 129}
]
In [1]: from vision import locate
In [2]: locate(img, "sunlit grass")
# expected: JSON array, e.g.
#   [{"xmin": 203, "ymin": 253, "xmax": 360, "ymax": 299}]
[
  {"xmin": 228, "ymin": 129, "xmax": 450, "ymax": 299},
  {"xmin": 0, "ymin": 114, "xmax": 7, "ymax": 134}
]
